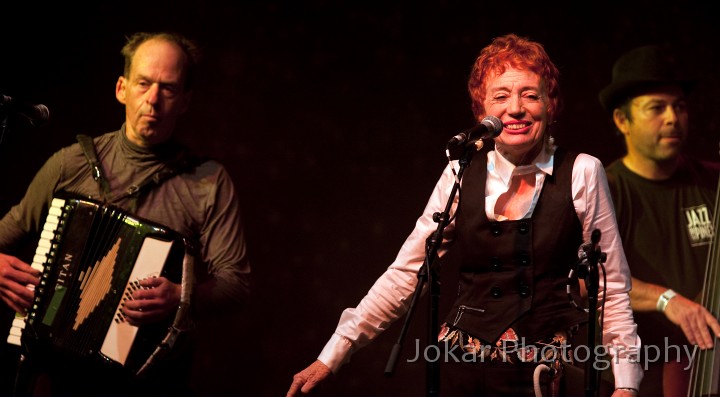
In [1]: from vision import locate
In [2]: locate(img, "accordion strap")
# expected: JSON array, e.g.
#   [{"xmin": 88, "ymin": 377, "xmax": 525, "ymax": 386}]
[
  {"xmin": 77, "ymin": 134, "xmax": 111, "ymax": 202},
  {"xmin": 76, "ymin": 134, "xmax": 205, "ymax": 212}
]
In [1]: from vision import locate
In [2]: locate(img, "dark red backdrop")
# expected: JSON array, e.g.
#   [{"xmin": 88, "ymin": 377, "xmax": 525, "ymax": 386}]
[{"xmin": 1, "ymin": 2, "xmax": 719, "ymax": 396}]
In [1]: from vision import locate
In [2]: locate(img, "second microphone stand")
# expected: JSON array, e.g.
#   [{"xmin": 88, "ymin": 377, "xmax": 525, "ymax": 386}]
[{"xmin": 576, "ymin": 229, "xmax": 606, "ymax": 397}]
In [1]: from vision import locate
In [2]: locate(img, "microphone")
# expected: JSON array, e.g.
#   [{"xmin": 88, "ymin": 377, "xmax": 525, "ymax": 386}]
[
  {"xmin": 448, "ymin": 115, "xmax": 503, "ymax": 145},
  {"xmin": 1, "ymin": 94, "xmax": 50, "ymax": 126}
]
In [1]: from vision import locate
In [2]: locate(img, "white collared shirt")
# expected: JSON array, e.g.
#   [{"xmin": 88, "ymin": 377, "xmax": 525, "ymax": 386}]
[
  {"xmin": 486, "ymin": 146, "xmax": 553, "ymax": 221},
  {"xmin": 317, "ymin": 144, "xmax": 643, "ymax": 390}
]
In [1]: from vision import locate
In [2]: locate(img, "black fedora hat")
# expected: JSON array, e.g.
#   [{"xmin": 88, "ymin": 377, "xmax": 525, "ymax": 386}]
[{"xmin": 598, "ymin": 44, "xmax": 695, "ymax": 112}]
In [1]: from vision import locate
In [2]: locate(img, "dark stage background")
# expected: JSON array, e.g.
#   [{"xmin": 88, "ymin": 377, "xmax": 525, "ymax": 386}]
[{"xmin": 1, "ymin": 2, "xmax": 719, "ymax": 396}]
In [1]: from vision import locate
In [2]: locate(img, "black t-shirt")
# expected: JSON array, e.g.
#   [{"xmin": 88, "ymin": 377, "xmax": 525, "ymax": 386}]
[{"xmin": 605, "ymin": 156, "xmax": 718, "ymax": 349}]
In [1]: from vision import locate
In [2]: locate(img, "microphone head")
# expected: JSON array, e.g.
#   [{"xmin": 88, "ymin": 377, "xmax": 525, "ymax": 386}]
[
  {"xmin": 0, "ymin": 94, "xmax": 50, "ymax": 126},
  {"xmin": 34, "ymin": 104, "xmax": 50, "ymax": 124},
  {"xmin": 480, "ymin": 115, "xmax": 503, "ymax": 137}
]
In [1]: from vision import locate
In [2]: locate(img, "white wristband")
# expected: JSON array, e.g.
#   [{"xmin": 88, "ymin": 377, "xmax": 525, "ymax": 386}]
[{"xmin": 656, "ymin": 289, "xmax": 677, "ymax": 312}]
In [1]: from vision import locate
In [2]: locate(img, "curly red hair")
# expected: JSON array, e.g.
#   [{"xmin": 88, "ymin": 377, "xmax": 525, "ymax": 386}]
[{"xmin": 468, "ymin": 34, "xmax": 561, "ymax": 123}]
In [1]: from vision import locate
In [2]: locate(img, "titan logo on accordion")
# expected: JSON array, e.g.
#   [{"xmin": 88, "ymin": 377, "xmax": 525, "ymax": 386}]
[{"xmin": 7, "ymin": 194, "xmax": 187, "ymax": 373}]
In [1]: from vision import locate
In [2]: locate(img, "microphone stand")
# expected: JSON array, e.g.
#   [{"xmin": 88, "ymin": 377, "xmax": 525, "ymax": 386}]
[
  {"xmin": 576, "ymin": 229, "xmax": 606, "ymax": 397},
  {"xmin": 1, "ymin": 110, "xmax": 8, "ymax": 146},
  {"xmin": 384, "ymin": 139, "xmax": 481, "ymax": 397}
]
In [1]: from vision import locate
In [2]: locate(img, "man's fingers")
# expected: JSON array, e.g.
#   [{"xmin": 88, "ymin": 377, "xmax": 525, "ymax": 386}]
[
  {"xmin": 704, "ymin": 310, "xmax": 720, "ymax": 339},
  {"xmin": 0, "ymin": 296, "xmax": 22, "ymax": 314},
  {"xmin": 6, "ymin": 256, "xmax": 40, "ymax": 277}
]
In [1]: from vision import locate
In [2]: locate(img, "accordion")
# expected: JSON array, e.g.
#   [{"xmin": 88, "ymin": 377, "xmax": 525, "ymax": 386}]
[{"xmin": 6, "ymin": 194, "xmax": 194, "ymax": 375}]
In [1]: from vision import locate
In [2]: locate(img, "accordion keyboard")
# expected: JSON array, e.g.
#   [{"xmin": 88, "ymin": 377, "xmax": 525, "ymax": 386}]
[{"xmin": 6, "ymin": 197, "xmax": 66, "ymax": 346}]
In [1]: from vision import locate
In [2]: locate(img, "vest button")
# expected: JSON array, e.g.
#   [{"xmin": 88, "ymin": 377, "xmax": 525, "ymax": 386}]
[
  {"xmin": 490, "ymin": 223, "xmax": 502, "ymax": 236},
  {"xmin": 490, "ymin": 256, "xmax": 501, "ymax": 271},
  {"xmin": 519, "ymin": 284, "xmax": 530, "ymax": 297},
  {"xmin": 491, "ymin": 286, "xmax": 502, "ymax": 298},
  {"xmin": 518, "ymin": 221, "xmax": 530, "ymax": 234},
  {"xmin": 517, "ymin": 254, "xmax": 531, "ymax": 266}
]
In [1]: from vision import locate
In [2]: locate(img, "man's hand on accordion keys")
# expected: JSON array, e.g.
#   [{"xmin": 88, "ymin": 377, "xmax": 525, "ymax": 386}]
[
  {"xmin": 0, "ymin": 253, "xmax": 41, "ymax": 314},
  {"xmin": 121, "ymin": 276, "xmax": 182, "ymax": 325}
]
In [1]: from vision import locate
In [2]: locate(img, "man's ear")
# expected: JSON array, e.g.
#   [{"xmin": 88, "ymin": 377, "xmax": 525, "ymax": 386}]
[
  {"xmin": 612, "ymin": 108, "xmax": 630, "ymax": 136},
  {"xmin": 115, "ymin": 76, "xmax": 127, "ymax": 105}
]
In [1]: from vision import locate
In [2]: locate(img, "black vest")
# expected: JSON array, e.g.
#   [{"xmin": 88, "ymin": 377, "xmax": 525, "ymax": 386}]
[{"xmin": 445, "ymin": 147, "xmax": 587, "ymax": 343}]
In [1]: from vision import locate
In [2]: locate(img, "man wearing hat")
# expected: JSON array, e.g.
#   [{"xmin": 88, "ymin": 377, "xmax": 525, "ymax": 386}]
[{"xmin": 600, "ymin": 44, "xmax": 720, "ymax": 397}]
